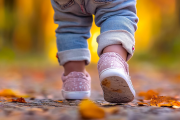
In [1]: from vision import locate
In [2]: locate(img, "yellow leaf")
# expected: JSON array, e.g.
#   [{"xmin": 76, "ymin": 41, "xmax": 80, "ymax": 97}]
[
  {"xmin": 0, "ymin": 89, "xmax": 29, "ymax": 98},
  {"xmin": 79, "ymin": 99, "xmax": 105, "ymax": 119},
  {"xmin": 158, "ymin": 102, "xmax": 172, "ymax": 107}
]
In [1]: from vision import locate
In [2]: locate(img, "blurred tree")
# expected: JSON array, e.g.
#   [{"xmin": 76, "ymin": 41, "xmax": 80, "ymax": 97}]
[
  {"xmin": 177, "ymin": 0, "xmax": 180, "ymax": 26},
  {"xmin": 3, "ymin": 0, "xmax": 16, "ymax": 48},
  {"xmin": 30, "ymin": 1, "xmax": 45, "ymax": 54},
  {"xmin": 1, "ymin": 0, "xmax": 48, "ymax": 55},
  {"xmin": 146, "ymin": 0, "xmax": 180, "ymax": 66},
  {"xmin": 13, "ymin": 0, "xmax": 45, "ymax": 54}
]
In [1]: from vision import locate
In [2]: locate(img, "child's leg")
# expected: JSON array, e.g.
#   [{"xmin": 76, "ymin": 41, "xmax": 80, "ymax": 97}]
[
  {"xmin": 63, "ymin": 61, "xmax": 86, "ymax": 76},
  {"xmin": 86, "ymin": 0, "xmax": 138, "ymax": 103},
  {"xmin": 94, "ymin": 0, "xmax": 138, "ymax": 61},
  {"xmin": 51, "ymin": 0, "xmax": 93, "ymax": 99},
  {"xmin": 103, "ymin": 45, "xmax": 127, "ymax": 61},
  {"xmin": 51, "ymin": 0, "xmax": 93, "ymax": 71}
]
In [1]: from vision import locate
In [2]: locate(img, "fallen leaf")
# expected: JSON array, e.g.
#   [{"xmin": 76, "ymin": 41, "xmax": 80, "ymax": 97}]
[
  {"xmin": 150, "ymin": 95, "xmax": 180, "ymax": 107},
  {"xmin": 79, "ymin": 99, "xmax": 105, "ymax": 119},
  {"xmin": 11, "ymin": 97, "xmax": 27, "ymax": 103},
  {"xmin": 55, "ymin": 100, "xmax": 63, "ymax": 103},
  {"xmin": 138, "ymin": 90, "xmax": 159, "ymax": 100},
  {"xmin": 150, "ymin": 95, "xmax": 169, "ymax": 106},
  {"xmin": 158, "ymin": 102, "xmax": 172, "ymax": 107},
  {"xmin": 172, "ymin": 101, "xmax": 180, "ymax": 109},
  {"xmin": 0, "ymin": 89, "xmax": 29, "ymax": 98},
  {"xmin": 172, "ymin": 101, "xmax": 180, "ymax": 106}
]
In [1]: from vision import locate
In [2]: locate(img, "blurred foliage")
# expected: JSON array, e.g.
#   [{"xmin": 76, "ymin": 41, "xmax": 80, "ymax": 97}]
[
  {"xmin": 0, "ymin": 0, "xmax": 180, "ymax": 68},
  {"xmin": 133, "ymin": 0, "xmax": 180, "ymax": 68}
]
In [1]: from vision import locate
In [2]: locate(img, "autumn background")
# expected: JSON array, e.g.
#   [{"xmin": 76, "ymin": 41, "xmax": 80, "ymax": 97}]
[
  {"xmin": 0, "ymin": 0, "xmax": 180, "ymax": 68},
  {"xmin": 0, "ymin": 0, "xmax": 180, "ymax": 97}
]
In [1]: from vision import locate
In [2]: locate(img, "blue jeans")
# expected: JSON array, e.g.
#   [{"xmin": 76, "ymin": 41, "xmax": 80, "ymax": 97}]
[{"xmin": 51, "ymin": 0, "xmax": 138, "ymax": 65}]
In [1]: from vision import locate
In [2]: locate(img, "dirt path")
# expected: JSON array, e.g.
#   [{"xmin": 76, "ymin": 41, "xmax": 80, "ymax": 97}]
[{"xmin": 0, "ymin": 64, "xmax": 180, "ymax": 120}]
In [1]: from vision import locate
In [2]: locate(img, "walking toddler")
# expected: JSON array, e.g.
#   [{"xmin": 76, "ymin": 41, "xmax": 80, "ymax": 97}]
[{"xmin": 51, "ymin": 0, "xmax": 138, "ymax": 103}]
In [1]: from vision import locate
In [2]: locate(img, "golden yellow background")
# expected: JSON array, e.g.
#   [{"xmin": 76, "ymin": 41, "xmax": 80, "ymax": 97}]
[{"xmin": 0, "ymin": 0, "xmax": 179, "ymax": 67}]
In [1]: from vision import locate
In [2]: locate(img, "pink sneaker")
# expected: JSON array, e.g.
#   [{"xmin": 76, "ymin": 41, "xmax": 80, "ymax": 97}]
[
  {"xmin": 98, "ymin": 52, "xmax": 135, "ymax": 103},
  {"xmin": 61, "ymin": 72, "xmax": 91, "ymax": 99}
]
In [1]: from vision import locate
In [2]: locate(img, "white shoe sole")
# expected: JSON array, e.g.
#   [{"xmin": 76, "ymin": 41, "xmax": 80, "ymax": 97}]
[
  {"xmin": 99, "ymin": 68, "xmax": 135, "ymax": 103},
  {"xmin": 62, "ymin": 90, "xmax": 91, "ymax": 100}
]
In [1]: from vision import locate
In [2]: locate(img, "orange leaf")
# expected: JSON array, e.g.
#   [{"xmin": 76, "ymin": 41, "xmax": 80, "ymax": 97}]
[
  {"xmin": 11, "ymin": 97, "xmax": 27, "ymax": 103},
  {"xmin": 150, "ymin": 95, "xmax": 176, "ymax": 107},
  {"xmin": 79, "ymin": 99, "xmax": 105, "ymax": 119},
  {"xmin": 158, "ymin": 102, "xmax": 172, "ymax": 107},
  {"xmin": 172, "ymin": 101, "xmax": 180, "ymax": 107},
  {"xmin": 55, "ymin": 100, "xmax": 63, "ymax": 103},
  {"xmin": 138, "ymin": 90, "xmax": 159, "ymax": 100}
]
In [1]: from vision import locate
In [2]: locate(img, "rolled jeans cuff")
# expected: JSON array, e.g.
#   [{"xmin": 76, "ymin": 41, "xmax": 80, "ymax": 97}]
[
  {"xmin": 57, "ymin": 49, "xmax": 91, "ymax": 66},
  {"xmin": 97, "ymin": 30, "xmax": 135, "ymax": 61}
]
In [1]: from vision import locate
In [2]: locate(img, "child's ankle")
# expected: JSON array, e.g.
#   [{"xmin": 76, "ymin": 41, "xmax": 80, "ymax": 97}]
[
  {"xmin": 103, "ymin": 44, "xmax": 127, "ymax": 61},
  {"xmin": 63, "ymin": 61, "xmax": 86, "ymax": 76}
]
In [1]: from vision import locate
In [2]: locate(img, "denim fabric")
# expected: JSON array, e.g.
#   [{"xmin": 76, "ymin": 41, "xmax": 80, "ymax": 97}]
[{"xmin": 51, "ymin": 0, "xmax": 138, "ymax": 65}]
